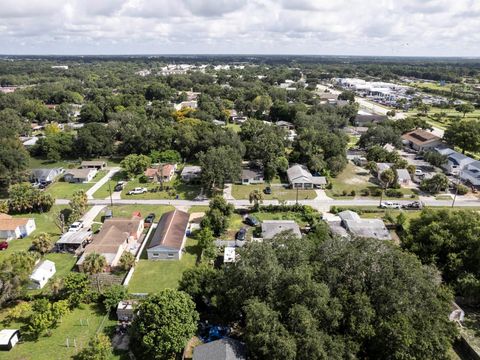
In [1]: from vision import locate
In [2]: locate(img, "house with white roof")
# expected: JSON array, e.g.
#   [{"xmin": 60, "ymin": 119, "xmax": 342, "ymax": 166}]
[
  {"xmin": 396, "ymin": 169, "xmax": 412, "ymax": 186},
  {"xmin": 30, "ymin": 260, "xmax": 56, "ymax": 289},
  {"xmin": 327, "ymin": 210, "xmax": 391, "ymax": 240},
  {"xmin": 286, "ymin": 164, "xmax": 327, "ymax": 189},
  {"xmin": 461, "ymin": 161, "xmax": 480, "ymax": 186},
  {"xmin": 443, "ymin": 151, "xmax": 475, "ymax": 175},
  {"xmin": 0, "ymin": 329, "xmax": 20, "ymax": 351}
]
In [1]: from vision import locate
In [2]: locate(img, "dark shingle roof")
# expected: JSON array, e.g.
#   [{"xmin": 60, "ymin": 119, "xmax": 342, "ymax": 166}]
[{"xmin": 193, "ymin": 338, "xmax": 246, "ymax": 360}]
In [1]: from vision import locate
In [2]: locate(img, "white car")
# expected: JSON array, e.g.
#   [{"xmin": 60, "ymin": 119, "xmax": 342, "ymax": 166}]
[
  {"xmin": 380, "ymin": 201, "xmax": 401, "ymax": 209},
  {"xmin": 415, "ymin": 169, "xmax": 424, "ymax": 176},
  {"xmin": 128, "ymin": 187, "xmax": 148, "ymax": 195},
  {"xmin": 68, "ymin": 221, "xmax": 84, "ymax": 232}
]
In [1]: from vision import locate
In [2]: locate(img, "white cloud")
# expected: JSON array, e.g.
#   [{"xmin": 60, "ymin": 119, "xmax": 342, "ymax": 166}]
[{"xmin": 0, "ymin": 0, "xmax": 478, "ymax": 56}]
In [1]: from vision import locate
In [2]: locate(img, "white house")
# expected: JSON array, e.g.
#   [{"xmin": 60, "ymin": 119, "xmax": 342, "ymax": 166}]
[
  {"xmin": 30, "ymin": 168, "xmax": 64, "ymax": 183},
  {"xmin": 0, "ymin": 214, "xmax": 36, "ymax": 240},
  {"xmin": 461, "ymin": 161, "xmax": 480, "ymax": 186},
  {"xmin": 286, "ymin": 164, "xmax": 327, "ymax": 189},
  {"xmin": 30, "ymin": 260, "xmax": 56, "ymax": 289},
  {"xmin": 63, "ymin": 168, "xmax": 97, "ymax": 183},
  {"xmin": 396, "ymin": 169, "xmax": 412, "ymax": 186},
  {"xmin": 0, "ymin": 329, "xmax": 20, "ymax": 351}
]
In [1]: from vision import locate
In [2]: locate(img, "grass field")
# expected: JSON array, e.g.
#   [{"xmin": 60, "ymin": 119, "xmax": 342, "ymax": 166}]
[
  {"xmin": 92, "ymin": 171, "xmax": 127, "ymax": 200},
  {"xmin": 225, "ymin": 123, "xmax": 241, "ymax": 133},
  {"xmin": 128, "ymin": 238, "xmax": 200, "ymax": 293},
  {"xmin": 231, "ymin": 184, "xmax": 317, "ymax": 201},
  {"xmin": 94, "ymin": 205, "xmax": 175, "ymax": 223},
  {"xmin": 0, "ymin": 205, "xmax": 70, "ymax": 261},
  {"xmin": 46, "ymin": 170, "xmax": 108, "ymax": 200},
  {"xmin": 0, "ymin": 304, "xmax": 116, "ymax": 360},
  {"xmin": 121, "ymin": 177, "xmax": 202, "ymax": 200}
]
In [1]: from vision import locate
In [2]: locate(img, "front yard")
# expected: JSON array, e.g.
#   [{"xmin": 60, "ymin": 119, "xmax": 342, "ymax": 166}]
[
  {"xmin": 231, "ymin": 184, "xmax": 317, "ymax": 201},
  {"xmin": 121, "ymin": 177, "xmax": 202, "ymax": 200},
  {"xmin": 0, "ymin": 304, "xmax": 116, "ymax": 360},
  {"xmin": 46, "ymin": 170, "xmax": 108, "ymax": 199},
  {"xmin": 128, "ymin": 238, "xmax": 200, "ymax": 293},
  {"xmin": 93, "ymin": 205, "xmax": 175, "ymax": 223}
]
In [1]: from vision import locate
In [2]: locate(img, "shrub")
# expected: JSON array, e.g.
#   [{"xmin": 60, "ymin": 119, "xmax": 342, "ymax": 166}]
[
  {"xmin": 350, "ymin": 190, "xmax": 356, "ymax": 196},
  {"xmin": 342, "ymin": 190, "xmax": 348, "ymax": 196},
  {"xmin": 138, "ymin": 174, "xmax": 149, "ymax": 183},
  {"xmin": 370, "ymin": 188, "xmax": 382, "ymax": 197},
  {"xmin": 456, "ymin": 184, "xmax": 469, "ymax": 195},
  {"xmin": 361, "ymin": 188, "xmax": 370, "ymax": 196},
  {"xmin": 385, "ymin": 189, "xmax": 403, "ymax": 198}
]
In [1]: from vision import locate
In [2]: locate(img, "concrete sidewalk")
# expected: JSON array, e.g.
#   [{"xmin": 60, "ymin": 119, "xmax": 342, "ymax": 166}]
[{"xmin": 85, "ymin": 167, "xmax": 120, "ymax": 200}]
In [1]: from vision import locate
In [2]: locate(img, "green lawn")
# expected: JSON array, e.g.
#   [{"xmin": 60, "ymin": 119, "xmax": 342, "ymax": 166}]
[
  {"xmin": 0, "ymin": 205, "xmax": 70, "ymax": 261},
  {"xmin": 128, "ymin": 238, "xmax": 200, "ymax": 293},
  {"xmin": 225, "ymin": 123, "xmax": 241, "ymax": 133},
  {"xmin": 122, "ymin": 176, "xmax": 202, "ymax": 200},
  {"xmin": 92, "ymin": 171, "xmax": 127, "ymax": 200},
  {"xmin": 231, "ymin": 184, "xmax": 317, "ymax": 201},
  {"xmin": 94, "ymin": 205, "xmax": 175, "ymax": 223},
  {"xmin": 0, "ymin": 304, "xmax": 116, "ymax": 360},
  {"xmin": 28, "ymin": 158, "xmax": 79, "ymax": 170},
  {"xmin": 46, "ymin": 170, "xmax": 108, "ymax": 200}
]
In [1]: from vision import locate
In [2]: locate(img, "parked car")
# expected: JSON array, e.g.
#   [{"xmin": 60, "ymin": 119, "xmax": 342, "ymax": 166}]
[
  {"xmin": 0, "ymin": 241, "xmax": 8, "ymax": 251},
  {"xmin": 145, "ymin": 213, "xmax": 156, "ymax": 228},
  {"xmin": 68, "ymin": 220, "xmax": 84, "ymax": 232},
  {"xmin": 380, "ymin": 201, "xmax": 401, "ymax": 209},
  {"xmin": 236, "ymin": 227, "xmax": 247, "ymax": 241},
  {"xmin": 103, "ymin": 209, "xmax": 113, "ymax": 221},
  {"xmin": 244, "ymin": 215, "xmax": 259, "ymax": 226},
  {"xmin": 415, "ymin": 169, "xmax": 424, "ymax": 176},
  {"xmin": 127, "ymin": 187, "xmax": 148, "ymax": 195},
  {"xmin": 402, "ymin": 201, "xmax": 423, "ymax": 210},
  {"xmin": 114, "ymin": 181, "xmax": 126, "ymax": 191},
  {"xmin": 263, "ymin": 186, "xmax": 272, "ymax": 195}
]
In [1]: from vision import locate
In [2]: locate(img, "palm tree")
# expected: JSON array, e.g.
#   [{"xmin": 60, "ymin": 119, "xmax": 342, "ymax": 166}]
[
  {"xmin": 32, "ymin": 232, "xmax": 53, "ymax": 255},
  {"xmin": 82, "ymin": 252, "xmax": 107, "ymax": 275},
  {"xmin": 249, "ymin": 189, "xmax": 263, "ymax": 211},
  {"xmin": 379, "ymin": 168, "xmax": 396, "ymax": 206},
  {"xmin": 82, "ymin": 252, "xmax": 107, "ymax": 292}
]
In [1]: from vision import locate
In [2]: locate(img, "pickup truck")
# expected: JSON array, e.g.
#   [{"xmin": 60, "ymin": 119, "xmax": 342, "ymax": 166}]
[{"xmin": 127, "ymin": 187, "xmax": 148, "ymax": 195}]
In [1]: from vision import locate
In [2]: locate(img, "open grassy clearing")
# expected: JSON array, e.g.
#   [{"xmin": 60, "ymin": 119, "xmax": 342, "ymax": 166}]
[
  {"xmin": 0, "ymin": 304, "xmax": 116, "ymax": 360},
  {"xmin": 121, "ymin": 176, "xmax": 202, "ymax": 200},
  {"xmin": 225, "ymin": 123, "xmax": 241, "ymax": 133},
  {"xmin": 128, "ymin": 238, "xmax": 200, "ymax": 293},
  {"xmin": 0, "ymin": 205, "xmax": 71, "ymax": 261},
  {"xmin": 46, "ymin": 170, "xmax": 108, "ymax": 200},
  {"xmin": 231, "ymin": 184, "xmax": 317, "ymax": 201},
  {"xmin": 92, "ymin": 170, "xmax": 126, "ymax": 199}
]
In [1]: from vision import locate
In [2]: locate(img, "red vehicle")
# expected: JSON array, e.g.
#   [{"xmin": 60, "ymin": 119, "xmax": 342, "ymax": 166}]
[{"xmin": 0, "ymin": 241, "xmax": 8, "ymax": 251}]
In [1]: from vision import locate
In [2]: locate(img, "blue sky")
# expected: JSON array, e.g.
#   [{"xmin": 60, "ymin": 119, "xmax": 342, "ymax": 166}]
[{"xmin": 0, "ymin": 0, "xmax": 479, "ymax": 56}]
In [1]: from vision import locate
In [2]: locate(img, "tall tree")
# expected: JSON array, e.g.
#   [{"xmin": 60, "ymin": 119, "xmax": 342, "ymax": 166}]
[
  {"xmin": 31, "ymin": 232, "xmax": 53, "ymax": 255},
  {"xmin": 198, "ymin": 146, "xmax": 242, "ymax": 190},
  {"xmin": 444, "ymin": 119, "xmax": 480, "ymax": 154}
]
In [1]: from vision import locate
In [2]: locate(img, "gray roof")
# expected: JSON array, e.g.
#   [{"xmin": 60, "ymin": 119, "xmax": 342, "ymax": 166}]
[
  {"xmin": 396, "ymin": 169, "xmax": 411, "ymax": 181},
  {"xmin": 447, "ymin": 152, "xmax": 474, "ymax": 166},
  {"xmin": 57, "ymin": 229, "xmax": 92, "ymax": 245},
  {"xmin": 376, "ymin": 163, "xmax": 392, "ymax": 173},
  {"xmin": 343, "ymin": 218, "xmax": 391, "ymax": 240},
  {"xmin": 64, "ymin": 168, "xmax": 95, "ymax": 178},
  {"xmin": 261, "ymin": 220, "xmax": 301, "ymax": 239},
  {"xmin": 181, "ymin": 166, "xmax": 201, "ymax": 176},
  {"xmin": 31, "ymin": 168, "xmax": 62, "ymax": 180},
  {"xmin": 338, "ymin": 210, "xmax": 361, "ymax": 221},
  {"xmin": 241, "ymin": 168, "xmax": 263, "ymax": 180},
  {"xmin": 193, "ymin": 338, "xmax": 246, "ymax": 360}
]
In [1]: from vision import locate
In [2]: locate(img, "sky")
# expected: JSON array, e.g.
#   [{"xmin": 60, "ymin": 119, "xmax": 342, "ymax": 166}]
[{"xmin": 0, "ymin": 0, "xmax": 479, "ymax": 56}]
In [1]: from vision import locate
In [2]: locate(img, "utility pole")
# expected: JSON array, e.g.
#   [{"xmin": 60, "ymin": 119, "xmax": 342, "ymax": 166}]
[
  {"xmin": 108, "ymin": 180, "xmax": 113, "ymax": 209},
  {"xmin": 296, "ymin": 186, "xmax": 299, "ymax": 205},
  {"xmin": 451, "ymin": 172, "xmax": 460, "ymax": 208}
]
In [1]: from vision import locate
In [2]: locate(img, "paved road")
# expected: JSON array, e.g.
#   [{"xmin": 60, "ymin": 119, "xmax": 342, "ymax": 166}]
[
  {"xmin": 85, "ymin": 167, "xmax": 120, "ymax": 200},
  {"xmin": 55, "ymin": 197, "xmax": 480, "ymax": 209}
]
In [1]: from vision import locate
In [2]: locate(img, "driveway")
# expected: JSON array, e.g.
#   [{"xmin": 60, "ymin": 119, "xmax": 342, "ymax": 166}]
[{"xmin": 85, "ymin": 167, "xmax": 120, "ymax": 200}]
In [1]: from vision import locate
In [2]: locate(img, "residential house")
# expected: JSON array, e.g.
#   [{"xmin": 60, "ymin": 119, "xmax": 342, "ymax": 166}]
[
  {"xmin": 181, "ymin": 166, "xmax": 202, "ymax": 182},
  {"xmin": 117, "ymin": 300, "xmax": 138, "ymax": 321},
  {"xmin": 30, "ymin": 168, "xmax": 63, "ymax": 183},
  {"xmin": 286, "ymin": 164, "xmax": 327, "ymax": 189},
  {"xmin": 261, "ymin": 220, "xmax": 301, "ymax": 240},
  {"xmin": 401, "ymin": 130, "xmax": 442, "ymax": 151},
  {"xmin": 21, "ymin": 136, "xmax": 39, "ymax": 147},
  {"xmin": 461, "ymin": 161, "xmax": 480, "ymax": 186},
  {"xmin": 64, "ymin": 168, "xmax": 97, "ymax": 183},
  {"xmin": 144, "ymin": 164, "xmax": 177, "ymax": 182},
  {"xmin": 396, "ymin": 169, "xmax": 412, "ymax": 186},
  {"xmin": 77, "ymin": 216, "xmax": 144, "ymax": 271},
  {"xmin": 0, "ymin": 214, "xmax": 36, "ymax": 240},
  {"xmin": 193, "ymin": 338, "xmax": 246, "ymax": 360},
  {"xmin": 331, "ymin": 210, "xmax": 391, "ymax": 240},
  {"xmin": 353, "ymin": 114, "xmax": 388, "ymax": 126},
  {"xmin": 223, "ymin": 247, "xmax": 236, "ymax": 263},
  {"xmin": 147, "ymin": 210, "xmax": 190, "ymax": 260},
  {"xmin": 443, "ymin": 151, "xmax": 475, "ymax": 175},
  {"xmin": 376, "ymin": 163, "xmax": 392, "ymax": 179},
  {"xmin": 29, "ymin": 260, "xmax": 56, "ymax": 289},
  {"xmin": 232, "ymin": 116, "xmax": 248, "ymax": 124},
  {"xmin": 0, "ymin": 329, "xmax": 20, "ymax": 351},
  {"xmin": 240, "ymin": 168, "xmax": 264, "ymax": 185},
  {"xmin": 80, "ymin": 160, "xmax": 107, "ymax": 170},
  {"xmin": 174, "ymin": 100, "xmax": 198, "ymax": 111},
  {"xmin": 276, "ymin": 121, "xmax": 294, "ymax": 130}
]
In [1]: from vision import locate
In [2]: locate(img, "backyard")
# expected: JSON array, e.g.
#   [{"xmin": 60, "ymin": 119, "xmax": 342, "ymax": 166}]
[
  {"xmin": 46, "ymin": 170, "xmax": 108, "ymax": 200},
  {"xmin": 0, "ymin": 304, "xmax": 117, "ymax": 360},
  {"xmin": 128, "ymin": 238, "xmax": 200, "ymax": 293}
]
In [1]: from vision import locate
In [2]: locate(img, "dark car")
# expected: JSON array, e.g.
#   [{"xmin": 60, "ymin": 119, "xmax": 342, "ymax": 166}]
[
  {"xmin": 244, "ymin": 215, "xmax": 259, "ymax": 227},
  {"xmin": 402, "ymin": 201, "xmax": 423, "ymax": 210},
  {"xmin": 236, "ymin": 227, "xmax": 247, "ymax": 241},
  {"xmin": 114, "ymin": 181, "xmax": 126, "ymax": 192},
  {"xmin": 144, "ymin": 213, "xmax": 156, "ymax": 228},
  {"xmin": 263, "ymin": 186, "xmax": 272, "ymax": 195},
  {"xmin": 0, "ymin": 241, "xmax": 8, "ymax": 251}
]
